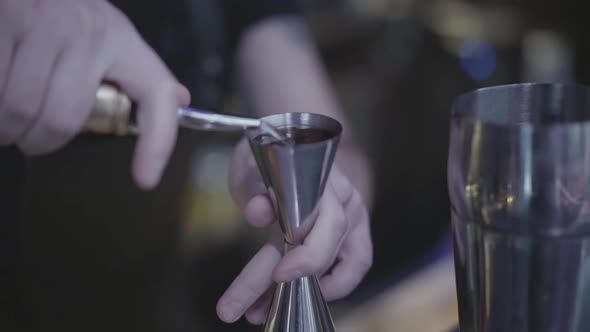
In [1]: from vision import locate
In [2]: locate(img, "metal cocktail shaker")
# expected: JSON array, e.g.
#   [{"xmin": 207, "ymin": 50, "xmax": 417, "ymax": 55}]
[{"xmin": 448, "ymin": 83, "xmax": 590, "ymax": 331}]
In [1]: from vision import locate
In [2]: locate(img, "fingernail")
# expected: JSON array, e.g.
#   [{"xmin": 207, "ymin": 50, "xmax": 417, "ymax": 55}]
[{"xmin": 221, "ymin": 302, "xmax": 244, "ymax": 322}]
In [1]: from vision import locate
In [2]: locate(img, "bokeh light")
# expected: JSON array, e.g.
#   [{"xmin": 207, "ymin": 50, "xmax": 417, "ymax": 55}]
[{"xmin": 458, "ymin": 39, "xmax": 496, "ymax": 81}]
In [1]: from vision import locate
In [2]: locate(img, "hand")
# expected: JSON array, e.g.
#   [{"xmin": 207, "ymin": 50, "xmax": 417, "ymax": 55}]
[
  {"xmin": 216, "ymin": 138, "xmax": 373, "ymax": 324},
  {"xmin": 0, "ymin": 0, "xmax": 190, "ymax": 189}
]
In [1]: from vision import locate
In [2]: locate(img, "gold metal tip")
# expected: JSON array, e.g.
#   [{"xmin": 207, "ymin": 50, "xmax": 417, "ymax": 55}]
[{"xmin": 85, "ymin": 84, "xmax": 135, "ymax": 136}]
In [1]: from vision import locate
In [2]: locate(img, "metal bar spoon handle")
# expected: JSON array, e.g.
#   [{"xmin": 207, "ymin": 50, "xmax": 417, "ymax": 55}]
[{"xmin": 84, "ymin": 83, "xmax": 283, "ymax": 138}]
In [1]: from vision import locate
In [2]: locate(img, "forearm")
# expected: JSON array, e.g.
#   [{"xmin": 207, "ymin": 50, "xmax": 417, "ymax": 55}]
[{"xmin": 235, "ymin": 16, "xmax": 374, "ymax": 207}]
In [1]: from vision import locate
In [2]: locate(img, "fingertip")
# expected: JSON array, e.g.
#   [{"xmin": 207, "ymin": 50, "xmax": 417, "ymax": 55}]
[
  {"xmin": 244, "ymin": 289, "xmax": 273, "ymax": 325},
  {"xmin": 131, "ymin": 131, "xmax": 175, "ymax": 190},
  {"xmin": 216, "ymin": 301, "xmax": 228, "ymax": 323},
  {"xmin": 176, "ymin": 83, "xmax": 191, "ymax": 106},
  {"xmin": 245, "ymin": 308, "xmax": 267, "ymax": 326},
  {"xmin": 272, "ymin": 252, "xmax": 307, "ymax": 282},
  {"xmin": 132, "ymin": 96, "xmax": 178, "ymax": 191},
  {"xmin": 215, "ymin": 236, "xmax": 281, "ymax": 325},
  {"xmin": 318, "ymin": 275, "xmax": 349, "ymax": 301},
  {"xmin": 132, "ymin": 155, "xmax": 160, "ymax": 190},
  {"xmin": 216, "ymin": 300, "xmax": 244, "ymax": 323},
  {"xmin": 244, "ymin": 195, "xmax": 275, "ymax": 227}
]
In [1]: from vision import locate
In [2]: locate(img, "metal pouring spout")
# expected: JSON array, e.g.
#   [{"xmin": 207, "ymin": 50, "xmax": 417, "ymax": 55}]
[{"xmin": 85, "ymin": 83, "xmax": 285, "ymax": 140}]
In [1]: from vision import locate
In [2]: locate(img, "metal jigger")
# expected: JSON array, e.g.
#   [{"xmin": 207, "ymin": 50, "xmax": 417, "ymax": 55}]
[{"xmin": 245, "ymin": 113, "xmax": 342, "ymax": 332}]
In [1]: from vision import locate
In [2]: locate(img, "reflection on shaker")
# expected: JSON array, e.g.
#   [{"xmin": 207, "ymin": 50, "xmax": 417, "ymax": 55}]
[{"xmin": 449, "ymin": 83, "xmax": 590, "ymax": 332}]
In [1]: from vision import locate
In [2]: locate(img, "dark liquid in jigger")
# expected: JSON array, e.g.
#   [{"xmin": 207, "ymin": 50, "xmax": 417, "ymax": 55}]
[{"xmin": 254, "ymin": 127, "xmax": 334, "ymax": 146}]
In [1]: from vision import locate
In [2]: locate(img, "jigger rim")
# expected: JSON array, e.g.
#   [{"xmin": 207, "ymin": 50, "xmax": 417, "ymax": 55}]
[
  {"xmin": 452, "ymin": 82, "xmax": 590, "ymax": 127},
  {"xmin": 246, "ymin": 112, "xmax": 343, "ymax": 147}
]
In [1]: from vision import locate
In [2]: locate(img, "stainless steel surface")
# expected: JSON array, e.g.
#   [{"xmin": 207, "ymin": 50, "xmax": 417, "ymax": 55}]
[
  {"xmin": 86, "ymin": 83, "xmax": 274, "ymax": 136},
  {"xmin": 246, "ymin": 112, "xmax": 341, "ymax": 332},
  {"xmin": 448, "ymin": 83, "xmax": 590, "ymax": 332},
  {"xmin": 178, "ymin": 107, "xmax": 261, "ymax": 131},
  {"xmin": 264, "ymin": 244, "xmax": 335, "ymax": 332}
]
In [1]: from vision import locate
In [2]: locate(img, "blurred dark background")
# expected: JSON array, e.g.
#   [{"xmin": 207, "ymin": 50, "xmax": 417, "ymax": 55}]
[{"xmin": 3, "ymin": 0, "xmax": 587, "ymax": 331}]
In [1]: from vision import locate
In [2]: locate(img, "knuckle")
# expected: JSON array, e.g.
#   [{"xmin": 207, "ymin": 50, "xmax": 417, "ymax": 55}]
[
  {"xmin": 296, "ymin": 253, "xmax": 324, "ymax": 275},
  {"xmin": 330, "ymin": 168, "xmax": 354, "ymax": 204},
  {"xmin": 74, "ymin": 1, "xmax": 107, "ymax": 39},
  {"xmin": 139, "ymin": 81, "xmax": 176, "ymax": 119},
  {"xmin": 146, "ymin": 79, "xmax": 176, "ymax": 103},
  {"xmin": 159, "ymin": 80, "xmax": 177, "ymax": 98},
  {"xmin": 331, "ymin": 209, "xmax": 349, "ymax": 239},
  {"xmin": 352, "ymin": 190, "xmax": 368, "ymax": 216},
  {"xmin": 102, "ymin": 1, "xmax": 131, "ymax": 29},
  {"xmin": 349, "ymin": 189, "xmax": 363, "ymax": 210},
  {"xmin": 329, "ymin": 281, "xmax": 354, "ymax": 299},
  {"xmin": 155, "ymin": 81, "xmax": 179, "ymax": 107},
  {"xmin": 358, "ymin": 248, "xmax": 374, "ymax": 272},
  {"xmin": 4, "ymin": 102, "xmax": 37, "ymax": 124}
]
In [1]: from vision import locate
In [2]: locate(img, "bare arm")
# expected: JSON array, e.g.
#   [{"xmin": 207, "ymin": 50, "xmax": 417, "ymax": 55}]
[{"xmin": 235, "ymin": 15, "xmax": 374, "ymax": 207}]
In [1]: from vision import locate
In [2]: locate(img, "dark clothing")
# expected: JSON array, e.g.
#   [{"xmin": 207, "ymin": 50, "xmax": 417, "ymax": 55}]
[
  {"xmin": 0, "ymin": 2, "xmax": 298, "ymax": 331},
  {"xmin": 111, "ymin": 0, "xmax": 299, "ymax": 109}
]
